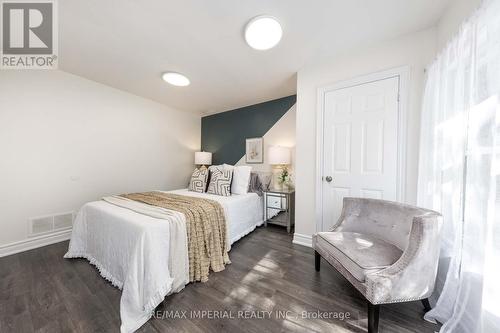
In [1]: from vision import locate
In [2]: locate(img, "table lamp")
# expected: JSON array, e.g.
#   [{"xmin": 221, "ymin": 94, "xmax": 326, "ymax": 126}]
[
  {"xmin": 268, "ymin": 146, "xmax": 291, "ymax": 190},
  {"xmin": 195, "ymin": 151, "xmax": 212, "ymax": 169}
]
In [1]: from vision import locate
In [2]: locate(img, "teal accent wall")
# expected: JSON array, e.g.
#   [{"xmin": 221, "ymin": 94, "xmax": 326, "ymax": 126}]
[{"xmin": 201, "ymin": 95, "xmax": 296, "ymax": 165}]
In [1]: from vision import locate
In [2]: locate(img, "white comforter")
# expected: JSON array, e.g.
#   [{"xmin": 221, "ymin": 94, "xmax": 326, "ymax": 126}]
[
  {"xmin": 64, "ymin": 196, "xmax": 189, "ymax": 333},
  {"xmin": 64, "ymin": 190, "xmax": 263, "ymax": 333}
]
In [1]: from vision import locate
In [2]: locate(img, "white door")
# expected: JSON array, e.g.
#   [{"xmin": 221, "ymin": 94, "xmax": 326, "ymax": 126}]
[{"xmin": 321, "ymin": 76, "xmax": 400, "ymax": 231}]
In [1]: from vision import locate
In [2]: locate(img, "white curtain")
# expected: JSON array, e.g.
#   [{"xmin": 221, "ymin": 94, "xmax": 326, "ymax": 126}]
[{"xmin": 417, "ymin": 0, "xmax": 500, "ymax": 332}]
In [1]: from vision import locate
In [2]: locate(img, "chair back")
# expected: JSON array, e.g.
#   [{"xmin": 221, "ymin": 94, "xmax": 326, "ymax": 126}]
[{"xmin": 335, "ymin": 198, "xmax": 440, "ymax": 250}]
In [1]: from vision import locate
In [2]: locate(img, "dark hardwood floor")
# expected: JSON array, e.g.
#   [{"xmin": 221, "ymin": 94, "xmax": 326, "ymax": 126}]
[{"xmin": 0, "ymin": 226, "xmax": 439, "ymax": 333}]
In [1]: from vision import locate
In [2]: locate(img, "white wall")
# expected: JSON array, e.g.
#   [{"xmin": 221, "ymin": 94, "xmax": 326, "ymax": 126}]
[
  {"xmin": 436, "ymin": 0, "xmax": 481, "ymax": 49},
  {"xmin": 0, "ymin": 70, "xmax": 200, "ymax": 252},
  {"xmin": 294, "ymin": 28, "xmax": 437, "ymax": 241}
]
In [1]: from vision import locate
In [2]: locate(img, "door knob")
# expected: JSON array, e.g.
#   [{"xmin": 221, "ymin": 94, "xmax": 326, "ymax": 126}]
[{"xmin": 325, "ymin": 176, "xmax": 333, "ymax": 183}]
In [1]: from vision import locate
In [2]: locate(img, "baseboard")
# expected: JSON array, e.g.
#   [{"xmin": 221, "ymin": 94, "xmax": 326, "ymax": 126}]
[
  {"xmin": 292, "ymin": 232, "xmax": 312, "ymax": 248},
  {"xmin": 0, "ymin": 229, "xmax": 72, "ymax": 257}
]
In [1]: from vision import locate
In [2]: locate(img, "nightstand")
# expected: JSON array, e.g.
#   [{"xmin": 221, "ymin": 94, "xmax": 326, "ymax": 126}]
[{"xmin": 264, "ymin": 188, "xmax": 295, "ymax": 233}]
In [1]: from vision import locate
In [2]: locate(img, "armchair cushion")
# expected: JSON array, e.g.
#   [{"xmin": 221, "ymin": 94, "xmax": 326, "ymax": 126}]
[{"xmin": 315, "ymin": 231, "xmax": 402, "ymax": 282}]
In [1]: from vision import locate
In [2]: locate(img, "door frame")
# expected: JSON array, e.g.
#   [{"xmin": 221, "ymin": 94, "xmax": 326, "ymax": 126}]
[{"xmin": 315, "ymin": 66, "xmax": 409, "ymax": 232}]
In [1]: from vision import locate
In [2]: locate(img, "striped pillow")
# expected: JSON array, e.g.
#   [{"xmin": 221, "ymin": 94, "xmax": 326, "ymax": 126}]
[
  {"xmin": 188, "ymin": 168, "xmax": 208, "ymax": 193},
  {"xmin": 207, "ymin": 168, "xmax": 233, "ymax": 196}
]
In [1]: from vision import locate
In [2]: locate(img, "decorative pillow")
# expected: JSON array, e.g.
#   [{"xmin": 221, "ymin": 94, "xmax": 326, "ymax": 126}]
[
  {"xmin": 223, "ymin": 164, "xmax": 252, "ymax": 195},
  {"xmin": 207, "ymin": 168, "xmax": 233, "ymax": 196},
  {"xmin": 248, "ymin": 172, "xmax": 272, "ymax": 195},
  {"xmin": 188, "ymin": 168, "xmax": 208, "ymax": 193},
  {"xmin": 207, "ymin": 164, "xmax": 223, "ymax": 188},
  {"xmin": 208, "ymin": 164, "xmax": 224, "ymax": 172},
  {"xmin": 248, "ymin": 172, "xmax": 264, "ymax": 196}
]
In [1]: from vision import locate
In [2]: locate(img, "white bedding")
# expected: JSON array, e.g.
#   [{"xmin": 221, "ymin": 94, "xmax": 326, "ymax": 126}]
[
  {"xmin": 64, "ymin": 189, "xmax": 263, "ymax": 333},
  {"xmin": 167, "ymin": 189, "xmax": 263, "ymax": 245}
]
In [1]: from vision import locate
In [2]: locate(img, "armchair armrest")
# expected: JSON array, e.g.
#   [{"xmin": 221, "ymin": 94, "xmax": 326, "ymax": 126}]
[
  {"xmin": 365, "ymin": 214, "xmax": 442, "ymax": 304},
  {"xmin": 330, "ymin": 197, "xmax": 358, "ymax": 231}
]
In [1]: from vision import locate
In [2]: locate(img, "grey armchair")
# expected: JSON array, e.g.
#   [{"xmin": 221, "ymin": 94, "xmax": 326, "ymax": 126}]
[{"xmin": 313, "ymin": 198, "xmax": 442, "ymax": 333}]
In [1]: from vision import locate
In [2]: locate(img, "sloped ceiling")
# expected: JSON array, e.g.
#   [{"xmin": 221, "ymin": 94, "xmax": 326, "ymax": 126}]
[{"xmin": 59, "ymin": 0, "xmax": 451, "ymax": 114}]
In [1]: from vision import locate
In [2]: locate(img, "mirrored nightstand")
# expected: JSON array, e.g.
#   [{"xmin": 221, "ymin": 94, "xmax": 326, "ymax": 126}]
[{"xmin": 263, "ymin": 188, "xmax": 295, "ymax": 233}]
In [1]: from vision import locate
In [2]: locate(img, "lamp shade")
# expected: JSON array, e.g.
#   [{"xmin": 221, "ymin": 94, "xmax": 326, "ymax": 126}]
[
  {"xmin": 195, "ymin": 151, "xmax": 212, "ymax": 165},
  {"xmin": 268, "ymin": 146, "xmax": 291, "ymax": 165}
]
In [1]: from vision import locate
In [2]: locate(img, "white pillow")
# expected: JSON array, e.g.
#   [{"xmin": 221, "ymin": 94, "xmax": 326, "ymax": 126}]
[
  {"xmin": 221, "ymin": 164, "xmax": 234, "ymax": 171},
  {"xmin": 224, "ymin": 164, "xmax": 252, "ymax": 195}
]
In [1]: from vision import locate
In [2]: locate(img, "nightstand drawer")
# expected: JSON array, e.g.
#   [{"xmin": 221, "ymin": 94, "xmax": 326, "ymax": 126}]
[{"xmin": 266, "ymin": 195, "xmax": 287, "ymax": 210}]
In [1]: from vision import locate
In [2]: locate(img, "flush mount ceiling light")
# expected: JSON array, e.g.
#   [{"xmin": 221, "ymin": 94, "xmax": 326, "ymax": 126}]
[
  {"xmin": 162, "ymin": 72, "xmax": 190, "ymax": 86},
  {"xmin": 244, "ymin": 15, "xmax": 282, "ymax": 50}
]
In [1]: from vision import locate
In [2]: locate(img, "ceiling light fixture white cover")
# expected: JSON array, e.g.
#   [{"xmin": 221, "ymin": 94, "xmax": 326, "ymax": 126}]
[
  {"xmin": 245, "ymin": 15, "xmax": 282, "ymax": 50},
  {"xmin": 162, "ymin": 72, "xmax": 190, "ymax": 86}
]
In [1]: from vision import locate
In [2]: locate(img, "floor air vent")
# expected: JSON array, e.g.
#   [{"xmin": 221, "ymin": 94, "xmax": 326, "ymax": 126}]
[{"xmin": 29, "ymin": 212, "xmax": 74, "ymax": 237}]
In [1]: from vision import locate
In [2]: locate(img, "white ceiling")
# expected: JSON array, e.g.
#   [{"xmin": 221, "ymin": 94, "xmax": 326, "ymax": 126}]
[{"xmin": 59, "ymin": 0, "xmax": 451, "ymax": 114}]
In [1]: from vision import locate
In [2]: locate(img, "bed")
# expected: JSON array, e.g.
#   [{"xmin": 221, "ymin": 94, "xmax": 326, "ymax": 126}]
[{"xmin": 64, "ymin": 188, "xmax": 264, "ymax": 333}]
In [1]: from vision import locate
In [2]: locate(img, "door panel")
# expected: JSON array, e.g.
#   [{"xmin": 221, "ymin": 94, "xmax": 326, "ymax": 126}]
[
  {"xmin": 360, "ymin": 189, "xmax": 384, "ymax": 199},
  {"xmin": 361, "ymin": 120, "xmax": 384, "ymax": 174},
  {"xmin": 332, "ymin": 123, "xmax": 351, "ymax": 173},
  {"xmin": 321, "ymin": 76, "xmax": 400, "ymax": 231},
  {"xmin": 334, "ymin": 96, "xmax": 352, "ymax": 115}
]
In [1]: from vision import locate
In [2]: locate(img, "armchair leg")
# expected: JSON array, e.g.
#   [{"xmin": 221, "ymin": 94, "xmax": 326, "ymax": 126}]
[
  {"xmin": 422, "ymin": 298, "xmax": 432, "ymax": 312},
  {"xmin": 367, "ymin": 302, "xmax": 380, "ymax": 333},
  {"xmin": 314, "ymin": 251, "xmax": 321, "ymax": 272}
]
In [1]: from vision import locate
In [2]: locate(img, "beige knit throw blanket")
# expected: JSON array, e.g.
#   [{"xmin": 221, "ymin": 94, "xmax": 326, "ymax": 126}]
[{"xmin": 120, "ymin": 191, "xmax": 230, "ymax": 283}]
